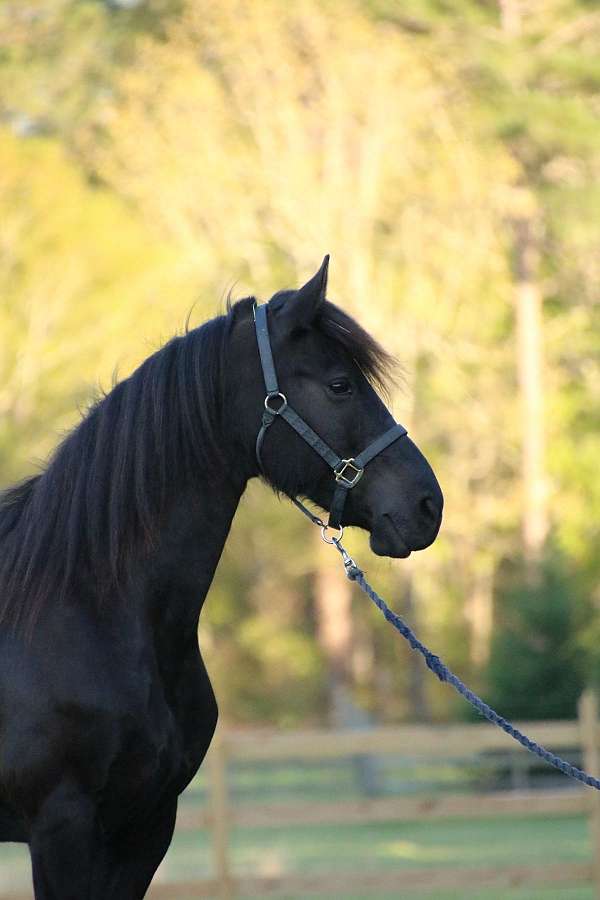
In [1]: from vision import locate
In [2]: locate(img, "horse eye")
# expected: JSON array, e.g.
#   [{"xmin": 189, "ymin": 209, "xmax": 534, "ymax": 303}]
[{"xmin": 329, "ymin": 378, "xmax": 352, "ymax": 395}]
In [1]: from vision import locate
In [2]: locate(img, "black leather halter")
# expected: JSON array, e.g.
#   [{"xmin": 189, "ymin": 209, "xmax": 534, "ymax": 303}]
[{"xmin": 254, "ymin": 303, "xmax": 408, "ymax": 530}]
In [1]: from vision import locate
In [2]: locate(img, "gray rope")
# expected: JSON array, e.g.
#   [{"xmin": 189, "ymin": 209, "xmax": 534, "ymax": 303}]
[{"xmin": 331, "ymin": 542, "xmax": 600, "ymax": 791}]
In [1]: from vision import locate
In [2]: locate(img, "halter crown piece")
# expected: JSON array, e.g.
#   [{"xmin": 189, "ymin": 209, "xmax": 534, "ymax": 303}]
[{"xmin": 253, "ymin": 302, "xmax": 408, "ymax": 532}]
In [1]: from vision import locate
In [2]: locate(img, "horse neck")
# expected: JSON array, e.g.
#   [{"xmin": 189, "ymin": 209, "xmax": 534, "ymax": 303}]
[{"xmin": 141, "ymin": 471, "xmax": 247, "ymax": 638}]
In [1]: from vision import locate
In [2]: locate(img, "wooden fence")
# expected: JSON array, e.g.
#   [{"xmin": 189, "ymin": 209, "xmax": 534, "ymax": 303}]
[
  {"xmin": 147, "ymin": 689, "xmax": 600, "ymax": 899},
  {"xmin": 4, "ymin": 693, "xmax": 600, "ymax": 899}
]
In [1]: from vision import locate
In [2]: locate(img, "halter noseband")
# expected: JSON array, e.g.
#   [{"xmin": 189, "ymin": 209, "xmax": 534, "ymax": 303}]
[{"xmin": 253, "ymin": 303, "xmax": 407, "ymax": 531}]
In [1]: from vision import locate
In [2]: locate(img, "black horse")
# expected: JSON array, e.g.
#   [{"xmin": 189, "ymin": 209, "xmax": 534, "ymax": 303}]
[{"xmin": 0, "ymin": 259, "xmax": 442, "ymax": 898}]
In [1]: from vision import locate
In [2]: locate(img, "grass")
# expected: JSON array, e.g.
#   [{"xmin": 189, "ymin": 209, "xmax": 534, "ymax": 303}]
[
  {"xmin": 0, "ymin": 758, "xmax": 594, "ymax": 898},
  {"xmin": 0, "ymin": 814, "xmax": 592, "ymax": 897},
  {"xmin": 156, "ymin": 813, "xmax": 590, "ymax": 879},
  {"xmin": 308, "ymin": 891, "xmax": 596, "ymax": 900}
]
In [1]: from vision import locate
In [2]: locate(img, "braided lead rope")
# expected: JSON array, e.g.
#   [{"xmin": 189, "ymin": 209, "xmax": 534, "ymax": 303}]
[{"xmin": 329, "ymin": 538, "xmax": 600, "ymax": 791}]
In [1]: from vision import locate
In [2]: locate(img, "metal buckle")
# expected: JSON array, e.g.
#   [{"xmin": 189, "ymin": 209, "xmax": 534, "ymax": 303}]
[
  {"xmin": 334, "ymin": 458, "xmax": 364, "ymax": 488},
  {"xmin": 264, "ymin": 392, "xmax": 288, "ymax": 414}
]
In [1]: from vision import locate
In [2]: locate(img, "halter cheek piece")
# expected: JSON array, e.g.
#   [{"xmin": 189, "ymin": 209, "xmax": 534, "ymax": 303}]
[{"xmin": 253, "ymin": 303, "xmax": 408, "ymax": 531}]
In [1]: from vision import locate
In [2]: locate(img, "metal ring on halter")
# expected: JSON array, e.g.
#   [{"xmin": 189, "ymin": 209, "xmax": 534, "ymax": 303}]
[
  {"xmin": 320, "ymin": 524, "xmax": 344, "ymax": 544},
  {"xmin": 264, "ymin": 391, "xmax": 288, "ymax": 414}
]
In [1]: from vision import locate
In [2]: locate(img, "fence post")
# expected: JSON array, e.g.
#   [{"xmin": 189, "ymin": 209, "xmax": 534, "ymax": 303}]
[
  {"xmin": 579, "ymin": 689, "xmax": 600, "ymax": 899},
  {"xmin": 208, "ymin": 728, "xmax": 233, "ymax": 900}
]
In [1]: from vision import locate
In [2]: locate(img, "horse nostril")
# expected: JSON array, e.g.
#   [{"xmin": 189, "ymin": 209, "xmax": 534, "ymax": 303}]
[{"xmin": 420, "ymin": 494, "xmax": 440, "ymax": 526}]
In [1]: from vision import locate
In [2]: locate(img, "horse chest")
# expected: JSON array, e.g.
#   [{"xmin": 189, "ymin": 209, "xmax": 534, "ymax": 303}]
[{"xmin": 104, "ymin": 643, "xmax": 216, "ymax": 804}]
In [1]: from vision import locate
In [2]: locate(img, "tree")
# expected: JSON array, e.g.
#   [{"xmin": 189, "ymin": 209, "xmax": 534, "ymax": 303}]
[
  {"xmin": 0, "ymin": 129, "xmax": 197, "ymax": 486},
  {"xmin": 88, "ymin": 0, "xmax": 516, "ymax": 715},
  {"xmin": 0, "ymin": 0, "xmax": 182, "ymax": 145},
  {"xmin": 5, "ymin": 0, "xmax": 600, "ymax": 726}
]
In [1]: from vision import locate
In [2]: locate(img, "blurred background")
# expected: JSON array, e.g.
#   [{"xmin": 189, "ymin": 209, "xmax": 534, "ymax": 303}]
[{"xmin": 2, "ymin": 1, "xmax": 600, "ymax": 897}]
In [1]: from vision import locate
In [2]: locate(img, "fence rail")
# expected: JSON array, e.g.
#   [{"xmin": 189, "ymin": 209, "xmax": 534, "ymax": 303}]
[
  {"xmin": 4, "ymin": 693, "xmax": 600, "ymax": 899},
  {"xmin": 223, "ymin": 719, "xmax": 584, "ymax": 760}
]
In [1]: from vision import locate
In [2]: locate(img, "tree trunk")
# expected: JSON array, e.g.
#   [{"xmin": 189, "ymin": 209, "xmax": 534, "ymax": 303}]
[
  {"xmin": 499, "ymin": 4, "xmax": 548, "ymax": 576},
  {"xmin": 466, "ymin": 562, "xmax": 494, "ymax": 668},
  {"xmin": 499, "ymin": 0, "xmax": 522, "ymax": 36},
  {"xmin": 398, "ymin": 567, "xmax": 431, "ymax": 720},
  {"xmin": 313, "ymin": 533, "xmax": 383, "ymax": 792},
  {"xmin": 514, "ymin": 215, "xmax": 548, "ymax": 574},
  {"xmin": 314, "ymin": 532, "xmax": 355, "ymax": 726}
]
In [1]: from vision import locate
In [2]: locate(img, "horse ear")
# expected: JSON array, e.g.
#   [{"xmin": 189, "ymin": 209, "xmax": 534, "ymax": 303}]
[{"xmin": 283, "ymin": 255, "xmax": 329, "ymax": 328}]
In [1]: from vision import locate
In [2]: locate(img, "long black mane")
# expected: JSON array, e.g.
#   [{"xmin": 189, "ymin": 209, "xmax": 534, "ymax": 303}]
[
  {"xmin": 0, "ymin": 297, "xmax": 393, "ymax": 632},
  {"xmin": 0, "ymin": 307, "xmax": 236, "ymax": 632}
]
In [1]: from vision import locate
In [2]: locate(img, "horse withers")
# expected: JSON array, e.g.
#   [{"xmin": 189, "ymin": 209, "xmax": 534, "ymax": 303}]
[{"xmin": 0, "ymin": 258, "xmax": 442, "ymax": 899}]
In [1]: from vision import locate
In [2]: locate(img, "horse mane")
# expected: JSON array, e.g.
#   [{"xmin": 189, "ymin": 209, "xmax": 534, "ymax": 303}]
[
  {"xmin": 0, "ymin": 294, "xmax": 394, "ymax": 633},
  {"xmin": 317, "ymin": 301, "xmax": 396, "ymax": 396},
  {"xmin": 0, "ymin": 304, "xmax": 243, "ymax": 633}
]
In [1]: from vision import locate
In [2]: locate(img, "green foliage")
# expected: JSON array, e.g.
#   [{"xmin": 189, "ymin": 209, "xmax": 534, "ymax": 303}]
[
  {"xmin": 0, "ymin": 0, "xmax": 183, "ymax": 143},
  {"xmin": 2, "ymin": 0, "xmax": 600, "ymax": 727},
  {"xmin": 485, "ymin": 556, "xmax": 586, "ymax": 720},
  {"xmin": 0, "ymin": 128, "xmax": 199, "ymax": 483}
]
